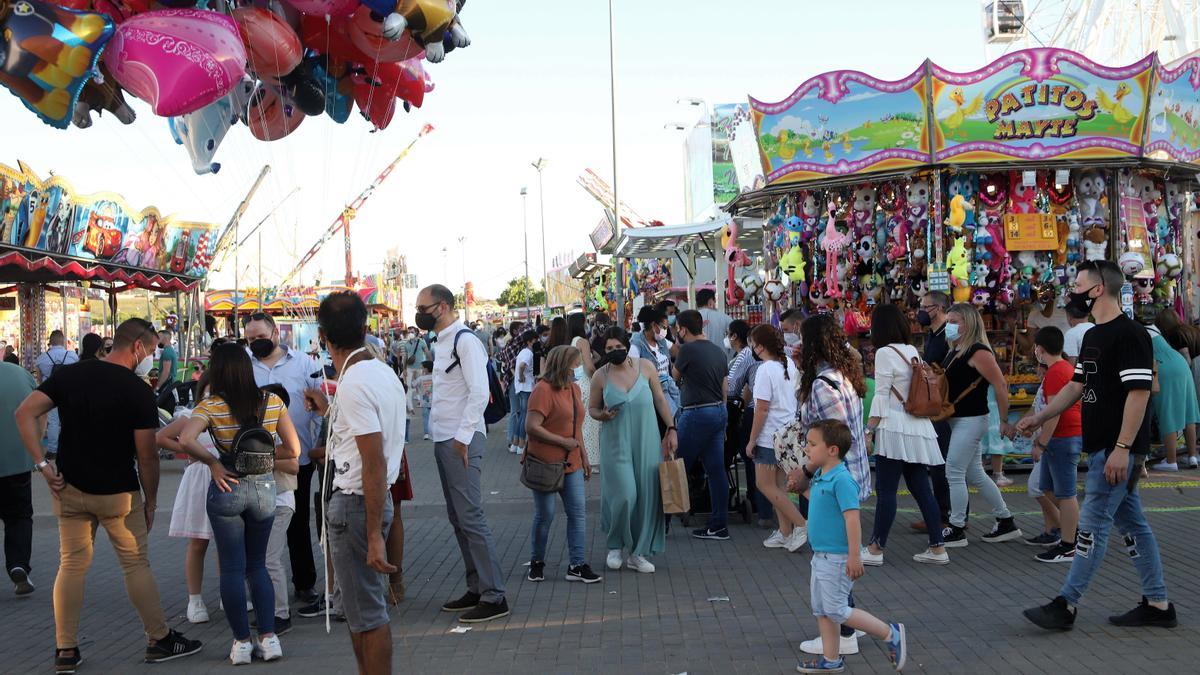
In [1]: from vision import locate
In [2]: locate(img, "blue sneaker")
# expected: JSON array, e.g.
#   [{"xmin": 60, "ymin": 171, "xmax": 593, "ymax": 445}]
[
  {"xmin": 886, "ymin": 622, "xmax": 907, "ymax": 670},
  {"xmin": 796, "ymin": 657, "xmax": 845, "ymax": 673}
]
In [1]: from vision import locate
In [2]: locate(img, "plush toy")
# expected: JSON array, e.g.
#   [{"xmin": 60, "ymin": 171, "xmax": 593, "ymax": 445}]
[
  {"xmin": 1131, "ymin": 174, "xmax": 1162, "ymax": 230},
  {"xmin": 1074, "ymin": 169, "xmax": 1107, "ymax": 228},
  {"xmin": 909, "ymin": 277, "xmax": 929, "ymax": 301},
  {"xmin": 970, "ymin": 261, "xmax": 990, "ymax": 286},
  {"xmin": 945, "ymin": 193, "xmax": 975, "ymax": 236},
  {"xmin": 1009, "ymin": 172, "xmax": 1040, "ymax": 214},
  {"xmin": 860, "ymin": 272, "xmax": 883, "ymax": 305},
  {"xmin": 1165, "ymin": 181, "xmax": 1185, "ymax": 242},
  {"xmin": 855, "ymin": 234, "xmax": 875, "ymax": 268},
  {"xmin": 1118, "ymin": 251, "xmax": 1144, "ymax": 277},
  {"xmin": 808, "ymin": 280, "xmax": 834, "ymax": 312},
  {"xmin": 798, "ymin": 191, "xmax": 820, "ymax": 243},
  {"xmin": 1064, "ymin": 211, "xmax": 1082, "ymax": 262},
  {"xmin": 1082, "ymin": 226, "xmax": 1107, "ymax": 261},
  {"xmin": 947, "ymin": 236, "xmax": 971, "ymax": 301},
  {"xmin": 851, "ymin": 185, "xmax": 876, "ymax": 237},
  {"xmin": 784, "ymin": 215, "xmax": 803, "ymax": 245},
  {"xmin": 779, "ymin": 245, "xmax": 806, "ymax": 284},
  {"xmin": 902, "ymin": 179, "xmax": 930, "ymax": 249},
  {"xmin": 1133, "ymin": 277, "xmax": 1154, "ymax": 304},
  {"xmin": 820, "ymin": 200, "xmax": 851, "ymax": 298},
  {"xmin": 909, "ymin": 228, "xmax": 928, "ymax": 277},
  {"xmin": 723, "ymin": 219, "xmax": 751, "ymax": 305},
  {"xmin": 971, "ymin": 288, "xmax": 991, "ymax": 308}
]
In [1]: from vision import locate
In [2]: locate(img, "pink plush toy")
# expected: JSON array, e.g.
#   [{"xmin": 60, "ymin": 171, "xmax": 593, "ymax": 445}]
[{"xmin": 821, "ymin": 200, "xmax": 851, "ymax": 298}]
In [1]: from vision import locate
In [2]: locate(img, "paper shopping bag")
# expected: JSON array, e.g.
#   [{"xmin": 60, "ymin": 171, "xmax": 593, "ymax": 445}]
[{"xmin": 658, "ymin": 456, "xmax": 690, "ymax": 515}]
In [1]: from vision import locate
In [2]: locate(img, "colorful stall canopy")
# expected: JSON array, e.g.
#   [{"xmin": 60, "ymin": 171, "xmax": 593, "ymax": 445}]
[
  {"xmin": 0, "ymin": 160, "xmax": 218, "ymax": 290},
  {"xmin": 204, "ymin": 286, "xmax": 351, "ymax": 314},
  {"xmin": 356, "ymin": 273, "xmax": 401, "ymax": 311},
  {"xmin": 748, "ymin": 48, "xmax": 1200, "ymax": 186}
]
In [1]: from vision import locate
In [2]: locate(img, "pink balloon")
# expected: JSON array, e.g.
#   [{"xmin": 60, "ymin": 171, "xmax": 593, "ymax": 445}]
[
  {"xmin": 283, "ymin": 0, "xmax": 359, "ymax": 16},
  {"xmin": 103, "ymin": 9, "xmax": 247, "ymax": 117}
]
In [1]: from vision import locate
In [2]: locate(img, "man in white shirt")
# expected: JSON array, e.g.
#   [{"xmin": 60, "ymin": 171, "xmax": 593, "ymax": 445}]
[
  {"xmin": 417, "ymin": 284, "xmax": 509, "ymax": 623},
  {"xmin": 34, "ymin": 330, "xmax": 78, "ymax": 457},
  {"xmin": 696, "ymin": 288, "xmax": 734, "ymax": 358},
  {"xmin": 302, "ymin": 292, "xmax": 405, "ymax": 674},
  {"xmin": 1062, "ymin": 305, "xmax": 1094, "ymax": 367}
]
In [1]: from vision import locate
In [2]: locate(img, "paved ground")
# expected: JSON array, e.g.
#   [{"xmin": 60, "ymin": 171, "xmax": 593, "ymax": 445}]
[{"xmin": 5, "ymin": 420, "xmax": 1200, "ymax": 674}]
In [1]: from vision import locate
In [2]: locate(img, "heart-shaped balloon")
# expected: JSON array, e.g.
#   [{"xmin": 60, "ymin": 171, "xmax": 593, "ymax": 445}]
[
  {"xmin": 104, "ymin": 9, "xmax": 247, "ymax": 117},
  {"xmin": 232, "ymin": 6, "xmax": 302, "ymax": 79}
]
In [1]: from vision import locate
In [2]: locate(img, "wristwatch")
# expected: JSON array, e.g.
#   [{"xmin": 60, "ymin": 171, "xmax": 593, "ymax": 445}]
[
  {"xmin": 34, "ymin": 459, "xmax": 51, "ymax": 471},
  {"xmin": 1114, "ymin": 441, "xmax": 1131, "ymax": 450}
]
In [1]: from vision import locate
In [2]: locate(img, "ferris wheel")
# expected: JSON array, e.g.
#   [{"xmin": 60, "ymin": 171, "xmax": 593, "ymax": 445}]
[{"xmin": 984, "ymin": 0, "xmax": 1200, "ymax": 65}]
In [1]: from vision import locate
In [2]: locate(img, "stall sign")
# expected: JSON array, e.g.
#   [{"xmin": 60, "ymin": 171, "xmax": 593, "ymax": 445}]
[
  {"xmin": 748, "ymin": 63, "xmax": 931, "ymax": 184},
  {"xmin": 1144, "ymin": 56, "xmax": 1200, "ymax": 165},
  {"xmin": 1004, "ymin": 213, "xmax": 1059, "ymax": 251},
  {"xmin": 927, "ymin": 264, "xmax": 950, "ymax": 292},
  {"xmin": 711, "ymin": 103, "xmax": 765, "ymax": 202},
  {"xmin": 590, "ymin": 215, "xmax": 615, "ymax": 253},
  {"xmin": 0, "ymin": 297, "xmax": 14, "ymax": 310},
  {"xmin": 931, "ymin": 48, "xmax": 1153, "ymax": 163},
  {"xmin": 0, "ymin": 161, "xmax": 218, "ymax": 279}
]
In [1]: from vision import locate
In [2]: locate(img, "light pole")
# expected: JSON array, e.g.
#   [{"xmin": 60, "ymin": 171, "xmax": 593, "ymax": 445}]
[
  {"xmin": 458, "ymin": 235, "xmax": 468, "ymax": 321},
  {"xmin": 531, "ymin": 158, "xmax": 549, "ymax": 317},
  {"xmin": 607, "ymin": 0, "xmax": 624, "ymax": 327},
  {"xmin": 521, "ymin": 187, "xmax": 531, "ymax": 322}
]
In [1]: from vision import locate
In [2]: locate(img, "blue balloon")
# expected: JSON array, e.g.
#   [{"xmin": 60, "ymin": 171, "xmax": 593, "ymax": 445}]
[
  {"xmin": 168, "ymin": 80, "xmax": 254, "ymax": 175},
  {"xmin": 311, "ymin": 60, "xmax": 351, "ymax": 124}
]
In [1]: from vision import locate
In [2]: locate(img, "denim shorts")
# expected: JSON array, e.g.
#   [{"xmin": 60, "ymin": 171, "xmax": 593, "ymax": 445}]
[
  {"xmin": 810, "ymin": 552, "xmax": 854, "ymax": 623},
  {"xmin": 327, "ymin": 492, "xmax": 394, "ymax": 633},
  {"xmin": 753, "ymin": 445, "xmax": 778, "ymax": 466},
  {"xmin": 1038, "ymin": 436, "xmax": 1082, "ymax": 498}
]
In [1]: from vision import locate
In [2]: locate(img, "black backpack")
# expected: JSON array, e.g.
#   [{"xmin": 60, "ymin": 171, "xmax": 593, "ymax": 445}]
[
  {"xmin": 209, "ymin": 394, "xmax": 275, "ymax": 475},
  {"xmin": 49, "ymin": 351, "xmax": 68, "ymax": 377},
  {"xmin": 449, "ymin": 329, "xmax": 509, "ymax": 425}
]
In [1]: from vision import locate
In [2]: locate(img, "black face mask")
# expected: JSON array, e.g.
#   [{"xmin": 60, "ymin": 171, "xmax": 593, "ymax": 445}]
[
  {"xmin": 605, "ymin": 349, "xmax": 628, "ymax": 365},
  {"xmin": 751, "ymin": 349, "xmax": 763, "ymax": 362},
  {"xmin": 249, "ymin": 338, "xmax": 274, "ymax": 359},
  {"xmin": 414, "ymin": 311, "xmax": 437, "ymax": 331},
  {"xmin": 1066, "ymin": 285, "xmax": 1099, "ymax": 316},
  {"xmin": 916, "ymin": 310, "xmax": 932, "ymax": 327}
]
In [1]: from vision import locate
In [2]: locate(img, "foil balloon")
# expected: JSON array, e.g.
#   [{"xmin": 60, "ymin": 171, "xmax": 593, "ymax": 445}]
[
  {"xmin": 347, "ymin": 6, "xmax": 423, "ymax": 63},
  {"xmin": 311, "ymin": 59, "xmax": 351, "ymax": 123},
  {"xmin": 246, "ymin": 83, "xmax": 303, "ymax": 141},
  {"xmin": 300, "ymin": 12, "xmax": 374, "ymax": 65},
  {"xmin": 372, "ymin": 56, "xmax": 430, "ymax": 108},
  {"xmin": 90, "ymin": 0, "xmax": 152, "ymax": 24},
  {"xmin": 278, "ymin": 59, "xmax": 325, "ymax": 116},
  {"xmin": 104, "ymin": 9, "xmax": 247, "ymax": 117},
  {"xmin": 73, "ymin": 63, "xmax": 135, "ymax": 128},
  {"xmin": 282, "ymin": 0, "xmax": 357, "ymax": 16},
  {"xmin": 168, "ymin": 79, "xmax": 254, "ymax": 174},
  {"xmin": 232, "ymin": 6, "xmax": 302, "ymax": 79},
  {"xmin": 0, "ymin": 0, "xmax": 115, "ymax": 129},
  {"xmin": 351, "ymin": 69, "xmax": 397, "ymax": 130}
]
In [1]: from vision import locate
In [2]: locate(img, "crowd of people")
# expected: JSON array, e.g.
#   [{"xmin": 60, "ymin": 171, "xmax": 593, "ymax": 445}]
[{"xmin": 0, "ymin": 260, "xmax": 1188, "ymax": 673}]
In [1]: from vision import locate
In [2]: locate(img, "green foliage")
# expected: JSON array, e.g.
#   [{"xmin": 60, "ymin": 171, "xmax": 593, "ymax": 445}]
[{"xmin": 498, "ymin": 276, "xmax": 546, "ymax": 308}]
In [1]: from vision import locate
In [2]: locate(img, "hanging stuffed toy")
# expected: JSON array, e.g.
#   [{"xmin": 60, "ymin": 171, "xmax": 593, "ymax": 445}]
[
  {"xmin": 902, "ymin": 179, "xmax": 930, "ymax": 253},
  {"xmin": 946, "ymin": 236, "xmax": 971, "ymax": 302},
  {"xmin": 722, "ymin": 219, "xmax": 750, "ymax": 305},
  {"xmin": 850, "ymin": 185, "xmax": 876, "ymax": 238},
  {"xmin": 819, "ymin": 199, "xmax": 851, "ymax": 299}
]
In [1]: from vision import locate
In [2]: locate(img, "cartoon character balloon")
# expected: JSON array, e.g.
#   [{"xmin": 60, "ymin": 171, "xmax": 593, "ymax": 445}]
[
  {"xmin": 104, "ymin": 9, "xmax": 247, "ymax": 117},
  {"xmin": 232, "ymin": 6, "xmax": 302, "ymax": 79},
  {"xmin": 169, "ymin": 78, "xmax": 254, "ymax": 174},
  {"xmin": 282, "ymin": 0, "xmax": 358, "ymax": 16},
  {"xmin": 246, "ymin": 83, "xmax": 303, "ymax": 141},
  {"xmin": 0, "ymin": 0, "xmax": 114, "ymax": 128}
]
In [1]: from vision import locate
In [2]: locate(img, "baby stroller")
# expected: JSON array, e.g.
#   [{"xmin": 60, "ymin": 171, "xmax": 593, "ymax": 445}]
[{"xmin": 678, "ymin": 397, "xmax": 752, "ymax": 527}]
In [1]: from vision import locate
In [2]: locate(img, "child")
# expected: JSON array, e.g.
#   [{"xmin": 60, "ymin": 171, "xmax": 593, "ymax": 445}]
[
  {"xmin": 794, "ymin": 419, "xmax": 907, "ymax": 673},
  {"xmin": 415, "ymin": 360, "xmax": 434, "ymax": 441},
  {"xmin": 259, "ymin": 384, "xmax": 300, "ymax": 633}
]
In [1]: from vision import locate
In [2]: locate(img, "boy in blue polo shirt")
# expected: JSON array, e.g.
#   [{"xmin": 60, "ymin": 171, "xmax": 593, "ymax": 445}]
[{"xmin": 794, "ymin": 419, "xmax": 907, "ymax": 673}]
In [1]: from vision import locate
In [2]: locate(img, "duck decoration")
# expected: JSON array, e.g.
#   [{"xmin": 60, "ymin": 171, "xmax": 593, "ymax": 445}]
[
  {"xmin": 943, "ymin": 87, "xmax": 983, "ymax": 138},
  {"xmin": 1095, "ymin": 82, "xmax": 1133, "ymax": 125}
]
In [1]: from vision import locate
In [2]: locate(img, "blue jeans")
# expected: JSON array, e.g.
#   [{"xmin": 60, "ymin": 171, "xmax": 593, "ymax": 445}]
[
  {"xmin": 207, "ymin": 475, "xmax": 276, "ymax": 640},
  {"xmin": 1060, "ymin": 450, "xmax": 1167, "ymax": 604},
  {"xmin": 421, "ymin": 407, "xmax": 431, "ymax": 437},
  {"xmin": 510, "ymin": 390, "xmax": 531, "ymax": 442},
  {"xmin": 507, "ymin": 387, "xmax": 521, "ymax": 443},
  {"xmin": 870, "ymin": 456, "xmax": 944, "ymax": 549},
  {"xmin": 529, "ymin": 469, "xmax": 587, "ymax": 566},
  {"xmin": 677, "ymin": 404, "xmax": 729, "ymax": 530},
  {"xmin": 46, "ymin": 409, "xmax": 61, "ymax": 453},
  {"xmin": 1039, "ymin": 436, "xmax": 1082, "ymax": 498}
]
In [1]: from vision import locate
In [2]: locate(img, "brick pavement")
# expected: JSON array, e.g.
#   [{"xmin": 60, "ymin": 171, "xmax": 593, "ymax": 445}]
[{"xmin": 4, "ymin": 422, "xmax": 1200, "ymax": 674}]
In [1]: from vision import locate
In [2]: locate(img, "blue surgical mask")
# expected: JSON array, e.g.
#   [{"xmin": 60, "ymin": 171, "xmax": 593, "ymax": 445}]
[
  {"xmin": 944, "ymin": 322, "xmax": 961, "ymax": 342},
  {"xmin": 668, "ymin": 315, "xmax": 677, "ymax": 326}
]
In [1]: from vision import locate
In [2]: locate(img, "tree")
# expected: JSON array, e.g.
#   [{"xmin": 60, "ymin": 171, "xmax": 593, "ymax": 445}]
[{"xmin": 498, "ymin": 276, "xmax": 545, "ymax": 308}]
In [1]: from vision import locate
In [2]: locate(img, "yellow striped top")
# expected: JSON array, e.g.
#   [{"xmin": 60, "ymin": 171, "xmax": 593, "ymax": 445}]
[{"xmin": 193, "ymin": 393, "xmax": 286, "ymax": 450}]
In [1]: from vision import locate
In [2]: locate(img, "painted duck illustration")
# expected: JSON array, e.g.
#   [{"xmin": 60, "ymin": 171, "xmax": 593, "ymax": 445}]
[
  {"xmin": 841, "ymin": 133, "xmax": 852, "ymax": 152},
  {"xmin": 1096, "ymin": 82, "xmax": 1133, "ymax": 125},
  {"xmin": 802, "ymin": 136, "xmax": 813, "ymax": 158},
  {"xmin": 944, "ymin": 87, "xmax": 982, "ymax": 136},
  {"xmin": 822, "ymin": 139, "xmax": 833, "ymax": 161}
]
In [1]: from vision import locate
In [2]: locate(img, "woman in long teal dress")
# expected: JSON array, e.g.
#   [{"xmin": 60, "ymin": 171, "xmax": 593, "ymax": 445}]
[
  {"xmin": 589, "ymin": 327, "xmax": 678, "ymax": 574},
  {"xmin": 1147, "ymin": 324, "xmax": 1200, "ymax": 470}
]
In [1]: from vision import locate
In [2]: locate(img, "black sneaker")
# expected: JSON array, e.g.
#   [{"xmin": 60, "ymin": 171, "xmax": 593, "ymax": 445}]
[
  {"xmin": 54, "ymin": 647, "xmax": 81, "ymax": 674},
  {"xmin": 273, "ymin": 616, "xmax": 292, "ymax": 635},
  {"xmin": 981, "ymin": 517, "xmax": 1023, "ymax": 543},
  {"xmin": 1109, "ymin": 597, "xmax": 1178, "ymax": 628},
  {"xmin": 9, "ymin": 567, "xmax": 34, "ymax": 596},
  {"xmin": 942, "ymin": 525, "xmax": 968, "ymax": 548},
  {"xmin": 691, "ymin": 527, "xmax": 730, "ymax": 541},
  {"xmin": 1023, "ymin": 530, "xmax": 1061, "ymax": 546},
  {"xmin": 527, "ymin": 561, "xmax": 545, "ymax": 582},
  {"xmin": 295, "ymin": 586, "xmax": 319, "ymax": 605},
  {"xmin": 459, "ymin": 599, "xmax": 510, "ymax": 623},
  {"xmin": 441, "ymin": 591, "xmax": 481, "ymax": 612},
  {"xmin": 1035, "ymin": 541, "xmax": 1076, "ymax": 564},
  {"xmin": 144, "ymin": 629, "xmax": 202, "ymax": 663},
  {"xmin": 1023, "ymin": 596, "xmax": 1076, "ymax": 631},
  {"xmin": 297, "ymin": 597, "xmax": 344, "ymax": 621},
  {"xmin": 566, "ymin": 564, "xmax": 603, "ymax": 584}
]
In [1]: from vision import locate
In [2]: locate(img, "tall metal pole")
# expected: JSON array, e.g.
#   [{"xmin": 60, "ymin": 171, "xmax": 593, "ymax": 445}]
[
  {"xmin": 608, "ymin": 0, "xmax": 625, "ymax": 327},
  {"xmin": 532, "ymin": 159, "xmax": 549, "ymax": 315},
  {"xmin": 521, "ymin": 187, "xmax": 531, "ymax": 321},
  {"xmin": 458, "ymin": 235, "xmax": 468, "ymax": 321},
  {"xmin": 220, "ymin": 165, "xmax": 272, "ymax": 339}
]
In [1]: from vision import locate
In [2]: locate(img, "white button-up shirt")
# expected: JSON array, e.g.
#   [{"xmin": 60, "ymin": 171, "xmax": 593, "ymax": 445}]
[
  {"xmin": 430, "ymin": 320, "xmax": 489, "ymax": 445},
  {"xmin": 252, "ymin": 345, "xmax": 321, "ymax": 464}
]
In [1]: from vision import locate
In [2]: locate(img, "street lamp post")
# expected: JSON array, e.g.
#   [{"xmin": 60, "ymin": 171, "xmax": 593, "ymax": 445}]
[
  {"xmin": 531, "ymin": 158, "xmax": 549, "ymax": 317},
  {"xmin": 521, "ymin": 187, "xmax": 531, "ymax": 322},
  {"xmin": 608, "ymin": 0, "xmax": 624, "ymax": 327}
]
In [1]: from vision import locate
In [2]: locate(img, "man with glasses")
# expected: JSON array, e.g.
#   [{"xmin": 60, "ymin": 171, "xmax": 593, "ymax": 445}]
[
  {"xmin": 416, "ymin": 284, "xmax": 508, "ymax": 623},
  {"xmin": 915, "ymin": 291, "xmax": 954, "ymax": 532},
  {"xmin": 14, "ymin": 318, "xmax": 202, "ymax": 671}
]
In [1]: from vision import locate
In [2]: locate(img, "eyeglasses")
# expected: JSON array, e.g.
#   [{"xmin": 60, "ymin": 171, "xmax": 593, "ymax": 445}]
[{"xmin": 414, "ymin": 302, "xmax": 444, "ymax": 314}]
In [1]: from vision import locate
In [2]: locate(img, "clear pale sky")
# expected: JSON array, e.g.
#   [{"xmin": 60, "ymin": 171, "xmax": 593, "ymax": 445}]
[{"xmin": 0, "ymin": 0, "xmax": 1000, "ymax": 298}]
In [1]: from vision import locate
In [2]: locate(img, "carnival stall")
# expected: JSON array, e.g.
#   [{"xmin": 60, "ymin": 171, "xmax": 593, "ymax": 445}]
[
  {"xmin": 0, "ymin": 160, "xmax": 218, "ymax": 369},
  {"xmin": 722, "ymin": 47, "xmax": 1200, "ymax": 460}
]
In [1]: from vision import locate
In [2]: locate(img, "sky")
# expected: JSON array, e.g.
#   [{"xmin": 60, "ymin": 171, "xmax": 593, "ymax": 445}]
[{"xmin": 0, "ymin": 0, "xmax": 1021, "ymax": 299}]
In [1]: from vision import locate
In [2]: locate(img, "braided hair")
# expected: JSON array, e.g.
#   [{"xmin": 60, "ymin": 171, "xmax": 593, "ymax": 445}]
[{"xmin": 749, "ymin": 323, "xmax": 789, "ymax": 380}]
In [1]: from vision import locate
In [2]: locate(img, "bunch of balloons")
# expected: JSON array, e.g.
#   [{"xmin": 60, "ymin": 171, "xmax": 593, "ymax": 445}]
[{"xmin": 0, "ymin": 0, "xmax": 466, "ymax": 172}]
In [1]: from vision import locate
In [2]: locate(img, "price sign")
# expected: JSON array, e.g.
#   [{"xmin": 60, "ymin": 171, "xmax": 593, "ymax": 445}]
[{"xmin": 927, "ymin": 263, "xmax": 950, "ymax": 292}]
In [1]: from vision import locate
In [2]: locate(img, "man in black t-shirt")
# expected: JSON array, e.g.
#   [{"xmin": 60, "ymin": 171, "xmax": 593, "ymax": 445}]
[
  {"xmin": 14, "ymin": 318, "xmax": 201, "ymax": 671},
  {"xmin": 917, "ymin": 291, "xmax": 954, "ymax": 529},
  {"xmin": 1017, "ymin": 260, "xmax": 1174, "ymax": 631},
  {"xmin": 672, "ymin": 309, "xmax": 731, "ymax": 541}
]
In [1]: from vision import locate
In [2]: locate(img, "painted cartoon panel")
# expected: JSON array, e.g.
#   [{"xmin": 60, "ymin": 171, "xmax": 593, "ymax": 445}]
[
  {"xmin": 748, "ymin": 63, "xmax": 931, "ymax": 185},
  {"xmin": 1145, "ymin": 56, "xmax": 1200, "ymax": 165},
  {"xmin": 931, "ymin": 48, "xmax": 1154, "ymax": 163}
]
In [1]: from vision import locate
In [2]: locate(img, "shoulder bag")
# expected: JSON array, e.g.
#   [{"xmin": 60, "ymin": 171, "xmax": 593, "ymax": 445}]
[
  {"xmin": 520, "ymin": 387, "xmax": 575, "ymax": 492},
  {"xmin": 885, "ymin": 345, "xmax": 951, "ymax": 420}
]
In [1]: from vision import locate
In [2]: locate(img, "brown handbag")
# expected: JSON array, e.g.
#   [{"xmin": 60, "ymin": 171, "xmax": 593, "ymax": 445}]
[
  {"xmin": 520, "ymin": 388, "xmax": 576, "ymax": 493},
  {"xmin": 886, "ymin": 345, "xmax": 951, "ymax": 419}
]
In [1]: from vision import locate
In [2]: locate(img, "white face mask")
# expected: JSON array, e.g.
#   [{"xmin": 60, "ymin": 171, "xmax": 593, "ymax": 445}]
[
  {"xmin": 723, "ymin": 336, "xmax": 732, "ymax": 350},
  {"xmin": 135, "ymin": 355, "xmax": 154, "ymax": 377},
  {"xmin": 784, "ymin": 333, "xmax": 801, "ymax": 347},
  {"xmin": 655, "ymin": 327, "xmax": 667, "ymax": 341}
]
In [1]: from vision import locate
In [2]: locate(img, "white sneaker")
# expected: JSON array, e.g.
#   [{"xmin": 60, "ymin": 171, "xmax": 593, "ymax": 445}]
[
  {"xmin": 1189, "ymin": 455, "xmax": 1199, "ymax": 469},
  {"xmin": 516, "ymin": 447, "xmax": 525, "ymax": 456},
  {"xmin": 1152, "ymin": 460, "xmax": 1179, "ymax": 472},
  {"xmin": 799, "ymin": 633, "xmax": 860, "ymax": 655},
  {"xmin": 423, "ymin": 434, "xmax": 431, "ymax": 441},
  {"xmin": 762, "ymin": 530, "xmax": 787, "ymax": 549},
  {"xmin": 254, "ymin": 635, "xmax": 283, "ymax": 662},
  {"xmin": 186, "ymin": 598, "xmax": 209, "ymax": 623},
  {"xmin": 993, "ymin": 473, "xmax": 1014, "ymax": 487},
  {"xmin": 784, "ymin": 527, "xmax": 808, "ymax": 552},
  {"xmin": 625, "ymin": 555, "xmax": 655, "ymax": 573},
  {"xmin": 913, "ymin": 548, "xmax": 950, "ymax": 565},
  {"xmin": 606, "ymin": 549, "xmax": 623, "ymax": 570},
  {"xmin": 508, "ymin": 445, "xmax": 517, "ymax": 454},
  {"xmin": 230, "ymin": 640, "xmax": 253, "ymax": 665},
  {"xmin": 861, "ymin": 547, "xmax": 884, "ymax": 567}
]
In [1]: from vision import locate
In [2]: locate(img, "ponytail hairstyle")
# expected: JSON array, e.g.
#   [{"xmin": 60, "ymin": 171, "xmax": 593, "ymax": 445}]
[{"xmin": 749, "ymin": 323, "xmax": 789, "ymax": 380}]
